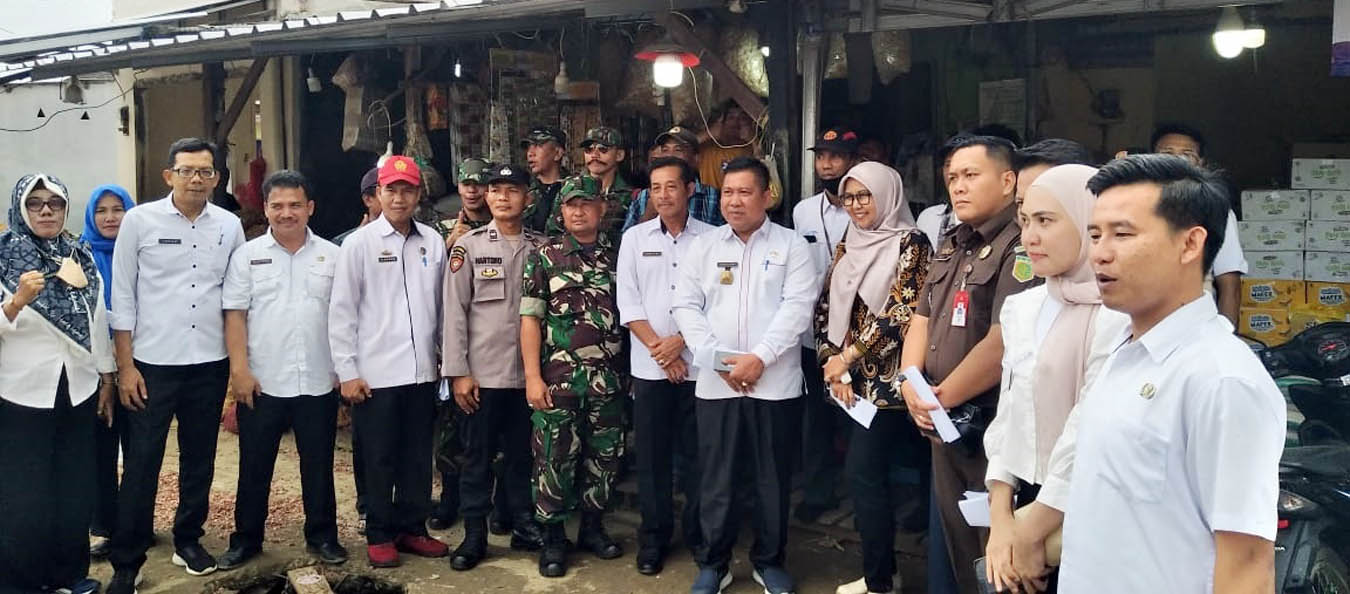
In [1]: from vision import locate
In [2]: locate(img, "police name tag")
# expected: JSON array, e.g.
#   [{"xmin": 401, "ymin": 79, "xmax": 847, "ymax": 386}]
[{"xmin": 378, "ymin": 256, "xmax": 398, "ymax": 263}]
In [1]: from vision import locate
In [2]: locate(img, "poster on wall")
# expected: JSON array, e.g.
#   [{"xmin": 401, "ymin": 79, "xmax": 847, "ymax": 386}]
[
  {"xmin": 1335, "ymin": 0, "xmax": 1349, "ymax": 76},
  {"xmin": 978, "ymin": 79, "xmax": 1026, "ymax": 142}
]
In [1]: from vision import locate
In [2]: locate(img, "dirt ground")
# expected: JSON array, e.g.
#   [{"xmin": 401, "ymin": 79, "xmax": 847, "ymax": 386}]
[{"xmin": 88, "ymin": 424, "xmax": 927, "ymax": 593}]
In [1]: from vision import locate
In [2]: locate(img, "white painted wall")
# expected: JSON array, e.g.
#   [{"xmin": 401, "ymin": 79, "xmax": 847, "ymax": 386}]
[{"xmin": 0, "ymin": 79, "xmax": 131, "ymax": 234}]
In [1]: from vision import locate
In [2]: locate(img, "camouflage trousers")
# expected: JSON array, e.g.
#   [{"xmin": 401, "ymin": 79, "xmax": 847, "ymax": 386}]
[
  {"xmin": 435, "ymin": 399, "xmax": 464, "ymax": 477},
  {"xmin": 530, "ymin": 392, "xmax": 625, "ymax": 524}
]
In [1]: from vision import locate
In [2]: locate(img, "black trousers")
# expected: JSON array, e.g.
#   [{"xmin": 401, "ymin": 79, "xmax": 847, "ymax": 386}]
[
  {"xmin": 800, "ymin": 348, "xmax": 847, "ymax": 508},
  {"xmin": 932, "ymin": 438, "xmax": 991, "ymax": 594},
  {"xmin": 229, "ymin": 392, "xmax": 339, "ymax": 549},
  {"xmin": 847, "ymin": 409, "xmax": 915, "ymax": 592},
  {"xmin": 91, "ymin": 398, "xmax": 129, "ymax": 537},
  {"xmin": 695, "ymin": 397, "xmax": 799, "ymax": 571},
  {"xmin": 633, "ymin": 378, "xmax": 701, "ymax": 551},
  {"xmin": 0, "ymin": 373, "xmax": 96, "ymax": 593},
  {"xmin": 110, "ymin": 359, "xmax": 229, "ymax": 572},
  {"xmin": 458, "ymin": 388, "xmax": 532, "ymax": 520},
  {"xmin": 351, "ymin": 407, "xmax": 367, "ymax": 515},
  {"xmin": 353, "ymin": 382, "xmax": 436, "ymax": 544}
]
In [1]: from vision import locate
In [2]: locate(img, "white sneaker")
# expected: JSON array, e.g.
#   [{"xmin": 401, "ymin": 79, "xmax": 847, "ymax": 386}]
[{"xmin": 836, "ymin": 577, "xmax": 895, "ymax": 594}]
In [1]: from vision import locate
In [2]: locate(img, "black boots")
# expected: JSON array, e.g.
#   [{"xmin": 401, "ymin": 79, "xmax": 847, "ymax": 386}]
[
  {"xmin": 427, "ymin": 472, "xmax": 460, "ymax": 531},
  {"xmin": 578, "ymin": 512, "xmax": 623, "ymax": 559},
  {"xmin": 450, "ymin": 516, "xmax": 487, "ymax": 571},
  {"xmin": 510, "ymin": 513, "xmax": 545, "ymax": 551},
  {"xmin": 538, "ymin": 522, "xmax": 568, "ymax": 577}
]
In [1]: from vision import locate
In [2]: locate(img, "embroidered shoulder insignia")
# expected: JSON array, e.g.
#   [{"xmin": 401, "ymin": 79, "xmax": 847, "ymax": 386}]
[
  {"xmin": 1011, "ymin": 254, "xmax": 1034, "ymax": 283},
  {"xmin": 449, "ymin": 245, "xmax": 467, "ymax": 273}
]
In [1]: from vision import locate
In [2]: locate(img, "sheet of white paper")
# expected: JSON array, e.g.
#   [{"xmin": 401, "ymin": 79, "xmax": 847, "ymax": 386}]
[
  {"xmin": 832, "ymin": 393, "xmax": 878, "ymax": 429},
  {"xmin": 959, "ymin": 491, "xmax": 991, "ymax": 528},
  {"xmin": 902, "ymin": 366, "xmax": 961, "ymax": 442}
]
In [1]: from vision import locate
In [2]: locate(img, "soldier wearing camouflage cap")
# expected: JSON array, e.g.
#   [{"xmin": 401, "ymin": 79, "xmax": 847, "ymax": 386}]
[
  {"xmin": 441, "ymin": 158, "xmax": 495, "ymax": 249},
  {"xmin": 520, "ymin": 127, "xmax": 569, "ymax": 234},
  {"xmin": 520, "ymin": 178, "xmax": 626, "ymax": 578},
  {"xmin": 545, "ymin": 126, "xmax": 632, "ymax": 238}
]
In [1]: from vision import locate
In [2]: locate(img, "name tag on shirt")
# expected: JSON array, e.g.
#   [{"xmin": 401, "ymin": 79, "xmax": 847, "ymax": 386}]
[
  {"xmin": 474, "ymin": 256, "xmax": 503, "ymax": 265},
  {"xmin": 642, "ymin": 251, "xmax": 663, "ymax": 257},
  {"xmin": 159, "ymin": 238, "xmax": 182, "ymax": 245},
  {"xmin": 378, "ymin": 256, "xmax": 398, "ymax": 263},
  {"xmin": 952, "ymin": 290, "xmax": 969, "ymax": 327},
  {"xmin": 249, "ymin": 258, "xmax": 272, "ymax": 266},
  {"xmin": 803, "ymin": 233, "xmax": 818, "ymax": 244}
]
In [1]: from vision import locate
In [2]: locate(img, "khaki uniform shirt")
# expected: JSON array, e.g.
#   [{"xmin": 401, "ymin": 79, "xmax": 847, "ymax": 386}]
[
  {"xmin": 440, "ymin": 221, "xmax": 544, "ymax": 388},
  {"xmin": 915, "ymin": 203, "xmax": 1039, "ymax": 409}
]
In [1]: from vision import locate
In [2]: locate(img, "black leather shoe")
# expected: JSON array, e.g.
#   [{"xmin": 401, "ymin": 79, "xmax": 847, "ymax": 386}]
[
  {"xmin": 451, "ymin": 517, "xmax": 488, "ymax": 571},
  {"xmin": 510, "ymin": 514, "xmax": 545, "ymax": 551},
  {"xmin": 636, "ymin": 547, "xmax": 664, "ymax": 575},
  {"xmin": 215, "ymin": 545, "xmax": 259, "ymax": 571},
  {"xmin": 105, "ymin": 571, "xmax": 138, "ymax": 594},
  {"xmin": 428, "ymin": 478, "xmax": 460, "ymax": 531},
  {"xmin": 538, "ymin": 523, "xmax": 568, "ymax": 578},
  {"xmin": 173, "ymin": 543, "xmax": 219, "ymax": 575},
  {"xmin": 578, "ymin": 512, "xmax": 623, "ymax": 560},
  {"xmin": 306, "ymin": 541, "xmax": 349, "ymax": 565},
  {"xmin": 489, "ymin": 511, "xmax": 512, "ymax": 535}
]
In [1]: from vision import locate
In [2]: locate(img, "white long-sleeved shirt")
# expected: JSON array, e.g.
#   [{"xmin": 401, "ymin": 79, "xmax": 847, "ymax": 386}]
[
  {"xmin": 671, "ymin": 221, "xmax": 820, "ymax": 400},
  {"xmin": 0, "ymin": 276, "xmax": 116, "ymax": 408},
  {"xmin": 222, "ymin": 229, "xmax": 339, "ymax": 398},
  {"xmin": 109, "ymin": 195, "xmax": 245, "ymax": 365},
  {"xmin": 983, "ymin": 285, "xmax": 1131, "ymax": 511},
  {"xmin": 328, "ymin": 214, "xmax": 445, "ymax": 390},
  {"xmin": 617, "ymin": 216, "xmax": 715, "ymax": 381},
  {"xmin": 791, "ymin": 192, "xmax": 850, "ymax": 349}
]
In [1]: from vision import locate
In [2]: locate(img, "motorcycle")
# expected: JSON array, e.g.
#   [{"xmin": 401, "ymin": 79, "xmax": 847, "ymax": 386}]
[{"xmin": 1248, "ymin": 322, "xmax": 1350, "ymax": 593}]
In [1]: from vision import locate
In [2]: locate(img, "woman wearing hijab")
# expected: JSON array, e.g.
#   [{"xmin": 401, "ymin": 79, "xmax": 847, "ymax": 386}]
[
  {"xmin": 813, "ymin": 161, "xmax": 931, "ymax": 594},
  {"xmin": 0, "ymin": 174, "xmax": 115, "ymax": 594},
  {"xmin": 81, "ymin": 184, "xmax": 134, "ymax": 560},
  {"xmin": 982, "ymin": 165, "xmax": 1130, "ymax": 593}
]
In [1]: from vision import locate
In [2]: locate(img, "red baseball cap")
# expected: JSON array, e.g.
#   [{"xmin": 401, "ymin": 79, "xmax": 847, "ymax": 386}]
[{"xmin": 378, "ymin": 155, "xmax": 422, "ymax": 187}]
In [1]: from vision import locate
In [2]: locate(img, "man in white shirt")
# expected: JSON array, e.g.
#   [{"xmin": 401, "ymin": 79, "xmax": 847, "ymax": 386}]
[
  {"xmin": 673, "ymin": 157, "xmax": 820, "ymax": 594},
  {"xmin": 1060, "ymin": 154, "xmax": 1284, "ymax": 593},
  {"xmin": 617, "ymin": 157, "xmax": 715, "ymax": 576},
  {"xmin": 106, "ymin": 138, "xmax": 246, "ymax": 589},
  {"xmin": 215, "ymin": 171, "xmax": 346, "ymax": 571},
  {"xmin": 328, "ymin": 155, "xmax": 449, "ymax": 568},
  {"xmin": 791, "ymin": 128, "xmax": 858, "ymax": 524}
]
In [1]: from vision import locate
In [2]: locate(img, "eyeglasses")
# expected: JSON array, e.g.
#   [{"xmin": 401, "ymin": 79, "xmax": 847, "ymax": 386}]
[
  {"xmin": 172, "ymin": 167, "xmax": 218, "ymax": 180},
  {"xmin": 25, "ymin": 197, "xmax": 67, "ymax": 213},
  {"xmin": 583, "ymin": 146, "xmax": 614, "ymax": 155},
  {"xmin": 840, "ymin": 191, "xmax": 873, "ymax": 206}
]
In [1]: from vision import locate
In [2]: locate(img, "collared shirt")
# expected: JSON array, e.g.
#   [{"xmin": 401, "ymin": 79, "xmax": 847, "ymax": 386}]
[
  {"xmin": 546, "ymin": 174, "xmax": 633, "ymax": 239},
  {"xmin": 1059, "ymin": 297, "xmax": 1285, "ymax": 593},
  {"xmin": 0, "ymin": 277, "xmax": 115, "ymax": 408},
  {"xmin": 983, "ymin": 285, "xmax": 1131, "ymax": 510},
  {"xmin": 617, "ymin": 215, "xmax": 716, "ymax": 381},
  {"xmin": 916, "ymin": 203, "xmax": 962, "ymax": 253},
  {"xmin": 621, "ymin": 182, "xmax": 724, "ymax": 232},
  {"xmin": 915, "ymin": 203, "xmax": 1039, "ymax": 409},
  {"xmin": 328, "ymin": 214, "xmax": 445, "ymax": 389},
  {"xmin": 109, "ymin": 194, "xmax": 245, "ymax": 365},
  {"xmin": 792, "ymin": 191, "xmax": 852, "ymax": 349},
  {"xmin": 441, "ymin": 221, "xmax": 544, "ymax": 388},
  {"xmin": 1204, "ymin": 211, "xmax": 1248, "ymax": 295},
  {"xmin": 520, "ymin": 233, "xmax": 625, "ymax": 401},
  {"xmin": 671, "ymin": 221, "xmax": 820, "ymax": 401},
  {"xmin": 222, "ymin": 229, "xmax": 339, "ymax": 398}
]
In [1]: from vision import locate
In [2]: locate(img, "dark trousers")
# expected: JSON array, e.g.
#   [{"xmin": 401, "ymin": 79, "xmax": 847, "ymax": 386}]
[
  {"xmin": 848, "ymin": 410, "xmax": 916, "ymax": 592},
  {"xmin": 928, "ymin": 485, "xmax": 959, "ymax": 594},
  {"xmin": 800, "ymin": 348, "xmax": 846, "ymax": 508},
  {"xmin": 458, "ymin": 388, "xmax": 532, "ymax": 519},
  {"xmin": 0, "ymin": 374, "xmax": 96, "ymax": 592},
  {"xmin": 695, "ymin": 397, "xmax": 799, "ymax": 571},
  {"xmin": 350, "ymin": 406, "xmax": 367, "ymax": 515},
  {"xmin": 91, "ymin": 400, "xmax": 129, "ymax": 537},
  {"xmin": 932, "ymin": 439, "xmax": 990, "ymax": 594},
  {"xmin": 633, "ymin": 379, "xmax": 701, "ymax": 551},
  {"xmin": 229, "ymin": 392, "xmax": 339, "ymax": 549},
  {"xmin": 110, "ymin": 359, "xmax": 229, "ymax": 572},
  {"xmin": 353, "ymin": 382, "xmax": 436, "ymax": 544}
]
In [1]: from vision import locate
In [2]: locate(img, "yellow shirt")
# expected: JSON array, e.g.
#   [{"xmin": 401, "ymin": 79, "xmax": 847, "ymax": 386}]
[{"xmin": 698, "ymin": 142, "xmax": 755, "ymax": 190}]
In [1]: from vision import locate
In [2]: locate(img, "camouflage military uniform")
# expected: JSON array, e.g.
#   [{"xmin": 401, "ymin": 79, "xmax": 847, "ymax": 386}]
[
  {"xmin": 544, "ymin": 174, "xmax": 632, "ymax": 241},
  {"xmin": 520, "ymin": 232, "xmax": 626, "ymax": 524},
  {"xmin": 522, "ymin": 171, "xmax": 568, "ymax": 235}
]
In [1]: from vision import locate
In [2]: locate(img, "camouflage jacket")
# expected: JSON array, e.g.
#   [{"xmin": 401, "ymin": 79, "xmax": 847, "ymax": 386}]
[
  {"xmin": 545, "ymin": 174, "xmax": 634, "ymax": 240},
  {"xmin": 443, "ymin": 209, "xmax": 490, "ymax": 247},
  {"xmin": 522, "ymin": 170, "xmax": 569, "ymax": 234},
  {"xmin": 520, "ymin": 233, "xmax": 625, "ymax": 401}
]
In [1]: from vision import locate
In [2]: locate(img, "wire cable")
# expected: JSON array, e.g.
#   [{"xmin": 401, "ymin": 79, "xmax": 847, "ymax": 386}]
[{"xmin": 0, "ymin": 73, "xmax": 136, "ymax": 133}]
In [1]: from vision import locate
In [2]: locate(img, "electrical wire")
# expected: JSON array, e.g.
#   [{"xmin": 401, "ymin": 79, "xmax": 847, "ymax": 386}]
[
  {"xmin": 686, "ymin": 66, "xmax": 764, "ymax": 150},
  {"xmin": 0, "ymin": 72, "xmax": 136, "ymax": 133}
]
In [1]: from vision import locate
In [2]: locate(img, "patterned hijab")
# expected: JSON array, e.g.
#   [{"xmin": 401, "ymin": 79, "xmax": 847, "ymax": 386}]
[{"xmin": 0, "ymin": 174, "xmax": 101, "ymax": 351}]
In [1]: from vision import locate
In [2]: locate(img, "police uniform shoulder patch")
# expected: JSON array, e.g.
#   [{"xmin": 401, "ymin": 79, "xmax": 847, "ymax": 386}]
[
  {"xmin": 449, "ymin": 244, "xmax": 467, "ymax": 273},
  {"xmin": 1011, "ymin": 254, "xmax": 1034, "ymax": 283}
]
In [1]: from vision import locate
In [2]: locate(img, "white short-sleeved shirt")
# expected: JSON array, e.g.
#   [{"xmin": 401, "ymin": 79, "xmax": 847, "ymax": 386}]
[
  {"xmin": 616, "ymin": 216, "xmax": 715, "ymax": 382},
  {"xmin": 916, "ymin": 203, "xmax": 961, "ymax": 253},
  {"xmin": 791, "ymin": 192, "xmax": 850, "ymax": 349},
  {"xmin": 223, "ymin": 229, "xmax": 339, "ymax": 397},
  {"xmin": 1207, "ymin": 210, "xmax": 1247, "ymax": 285},
  {"xmin": 1059, "ymin": 296, "xmax": 1285, "ymax": 593}
]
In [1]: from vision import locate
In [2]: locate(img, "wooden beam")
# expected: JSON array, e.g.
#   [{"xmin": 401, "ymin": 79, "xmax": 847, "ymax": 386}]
[
  {"xmin": 202, "ymin": 62, "xmax": 225, "ymax": 140},
  {"xmin": 655, "ymin": 13, "xmax": 766, "ymax": 125},
  {"xmin": 214, "ymin": 57, "xmax": 268, "ymax": 142}
]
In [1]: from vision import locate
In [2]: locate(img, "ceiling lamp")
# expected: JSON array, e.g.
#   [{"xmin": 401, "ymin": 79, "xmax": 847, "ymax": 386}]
[
  {"xmin": 635, "ymin": 36, "xmax": 700, "ymax": 89},
  {"xmin": 1212, "ymin": 6, "xmax": 1248, "ymax": 59},
  {"xmin": 61, "ymin": 76, "xmax": 84, "ymax": 105},
  {"xmin": 1241, "ymin": 8, "xmax": 1266, "ymax": 49}
]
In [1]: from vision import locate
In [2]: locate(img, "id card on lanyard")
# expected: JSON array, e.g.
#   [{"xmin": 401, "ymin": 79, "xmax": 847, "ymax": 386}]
[{"xmin": 952, "ymin": 263, "xmax": 974, "ymax": 328}]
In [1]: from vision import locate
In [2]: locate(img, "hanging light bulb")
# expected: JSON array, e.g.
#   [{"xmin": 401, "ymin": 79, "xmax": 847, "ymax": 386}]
[
  {"xmin": 306, "ymin": 68, "xmax": 322, "ymax": 93},
  {"xmin": 1212, "ymin": 6, "xmax": 1247, "ymax": 59},
  {"xmin": 454, "ymin": 59, "xmax": 462, "ymax": 79},
  {"xmin": 760, "ymin": 46, "xmax": 771, "ymax": 58},
  {"xmin": 652, "ymin": 54, "xmax": 685, "ymax": 88},
  {"xmin": 1241, "ymin": 7, "xmax": 1266, "ymax": 49}
]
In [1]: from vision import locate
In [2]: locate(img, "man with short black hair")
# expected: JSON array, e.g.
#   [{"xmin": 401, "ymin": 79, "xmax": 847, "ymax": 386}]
[
  {"xmin": 217, "ymin": 170, "xmax": 346, "ymax": 571},
  {"xmin": 1059, "ymin": 154, "xmax": 1283, "ymax": 593},
  {"xmin": 107, "ymin": 138, "xmax": 246, "ymax": 590},
  {"xmin": 521, "ymin": 127, "xmax": 570, "ymax": 234},
  {"xmin": 334, "ymin": 167, "xmax": 381, "ymax": 246},
  {"xmin": 622, "ymin": 126, "xmax": 724, "ymax": 231},
  {"xmin": 1013, "ymin": 139, "xmax": 1096, "ymax": 205}
]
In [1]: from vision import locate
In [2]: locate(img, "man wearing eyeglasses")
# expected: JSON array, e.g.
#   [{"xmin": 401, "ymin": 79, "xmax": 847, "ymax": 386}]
[
  {"xmin": 546, "ymin": 127, "xmax": 632, "ymax": 240},
  {"xmin": 106, "ymin": 138, "xmax": 246, "ymax": 592}
]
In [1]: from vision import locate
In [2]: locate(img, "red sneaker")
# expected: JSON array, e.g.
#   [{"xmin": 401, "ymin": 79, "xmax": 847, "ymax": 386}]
[
  {"xmin": 395, "ymin": 534, "xmax": 449, "ymax": 558},
  {"xmin": 367, "ymin": 542, "xmax": 400, "ymax": 568}
]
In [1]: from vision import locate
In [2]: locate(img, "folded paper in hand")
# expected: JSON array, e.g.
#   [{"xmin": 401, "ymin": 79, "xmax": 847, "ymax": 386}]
[{"xmin": 901, "ymin": 366, "xmax": 960, "ymax": 442}]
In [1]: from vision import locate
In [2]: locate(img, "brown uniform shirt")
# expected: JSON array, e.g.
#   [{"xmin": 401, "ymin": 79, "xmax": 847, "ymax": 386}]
[{"xmin": 915, "ymin": 203, "xmax": 1040, "ymax": 409}]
